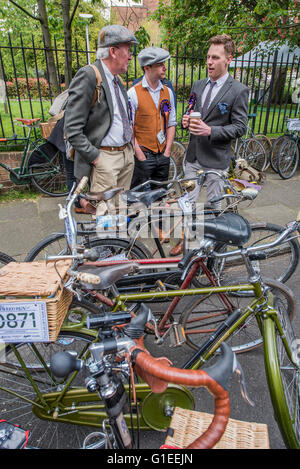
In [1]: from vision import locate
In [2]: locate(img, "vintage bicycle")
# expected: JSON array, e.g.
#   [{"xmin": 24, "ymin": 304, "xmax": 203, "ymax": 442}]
[{"xmin": 0, "ymin": 118, "xmax": 68, "ymax": 197}]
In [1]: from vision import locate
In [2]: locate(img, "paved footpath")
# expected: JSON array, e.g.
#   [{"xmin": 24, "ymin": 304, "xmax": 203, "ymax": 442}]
[{"xmin": 1, "ymin": 168, "xmax": 300, "ymax": 449}]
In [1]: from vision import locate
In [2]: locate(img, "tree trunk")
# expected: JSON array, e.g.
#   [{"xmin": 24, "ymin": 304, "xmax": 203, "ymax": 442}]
[{"xmin": 36, "ymin": 0, "xmax": 59, "ymax": 96}]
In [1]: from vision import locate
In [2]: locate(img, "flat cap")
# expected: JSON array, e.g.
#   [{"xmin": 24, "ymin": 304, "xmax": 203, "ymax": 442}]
[
  {"xmin": 98, "ymin": 25, "xmax": 138, "ymax": 48},
  {"xmin": 138, "ymin": 47, "xmax": 170, "ymax": 67}
]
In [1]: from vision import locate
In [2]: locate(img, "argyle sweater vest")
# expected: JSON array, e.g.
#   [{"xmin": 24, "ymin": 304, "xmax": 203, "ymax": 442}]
[{"xmin": 134, "ymin": 82, "xmax": 170, "ymax": 153}]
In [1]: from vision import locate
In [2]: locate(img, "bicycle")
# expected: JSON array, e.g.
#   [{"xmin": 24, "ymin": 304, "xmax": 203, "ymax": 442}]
[
  {"xmin": 269, "ymin": 117, "xmax": 300, "ymax": 175},
  {"xmin": 26, "ymin": 172, "xmax": 300, "ymax": 285},
  {"xmin": 0, "ymin": 252, "xmax": 15, "ymax": 268},
  {"xmin": 0, "ymin": 190, "xmax": 299, "ymax": 447},
  {"xmin": 0, "ymin": 118, "xmax": 68, "ymax": 197},
  {"xmin": 276, "ymin": 118, "xmax": 300, "ymax": 180},
  {"xmin": 231, "ymin": 113, "xmax": 270, "ymax": 172}
]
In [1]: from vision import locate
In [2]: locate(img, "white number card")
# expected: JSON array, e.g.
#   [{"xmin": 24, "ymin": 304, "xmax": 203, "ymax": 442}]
[{"xmin": 0, "ymin": 302, "xmax": 49, "ymax": 343}]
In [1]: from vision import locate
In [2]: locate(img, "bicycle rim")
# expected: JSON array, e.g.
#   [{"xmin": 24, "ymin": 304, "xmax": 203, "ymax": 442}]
[
  {"xmin": 180, "ymin": 278, "xmax": 294, "ymax": 353},
  {"xmin": 29, "ymin": 151, "xmax": 68, "ymax": 197},
  {"xmin": 277, "ymin": 139, "xmax": 299, "ymax": 180},
  {"xmin": 211, "ymin": 223, "xmax": 299, "ymax": 284},
  {"xmin": 25, "ymin": 234, "xmax": 151, "ymax": 262},
  {"xmin": 0, "ymin": 330, "xmax": 98, "ymax": 449},
  {"xmin": 256, "ymin": 135, "xmax": 272, "ymax": 169},
  {"xmin": 263, "ymin": 300, "xmax": 300, "ymax": 448},
  {"xmin": 171, "ymin": 141, "xmax": 186, "ymax": 179},
  {"xmin": 270, "ymin": 135, "xmax": 288, "ymax": 173},
  {"xmin": 238, "ymin": 138, "xmax": 267, "ymax": 171}
]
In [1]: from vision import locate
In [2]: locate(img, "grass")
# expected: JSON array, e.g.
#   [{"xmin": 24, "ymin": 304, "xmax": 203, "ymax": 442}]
[
  {"xmin": 0, "ymin": 186, "xmax": 40, "ymax": 203},
  {"xmin": 0, "ymin": 100, "xmax": 51, "ymax": 139}
]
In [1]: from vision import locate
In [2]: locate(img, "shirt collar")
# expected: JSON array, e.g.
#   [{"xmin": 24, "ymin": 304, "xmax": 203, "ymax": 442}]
[
  {"xmin": 142, "ymin": 75, "xmax": 164, "ymax": 92},
  {"xmin": 101, "ymin": 60, "xmax": 115, "ymax": 82},
  {"xmin": 207, "ymin": 72, "xmax": 229, "ymax": 87}
]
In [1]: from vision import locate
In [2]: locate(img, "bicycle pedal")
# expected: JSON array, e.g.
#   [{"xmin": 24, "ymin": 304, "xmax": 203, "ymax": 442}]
[{"xmin": 169, "ymin": 323, "xmax": 186, "ymax": 347}]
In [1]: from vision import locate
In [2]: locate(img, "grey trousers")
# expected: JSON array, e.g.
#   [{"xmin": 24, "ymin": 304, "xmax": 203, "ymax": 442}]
[{"xmin": 184, "ymin": 160, "xmax": 228, "ymax": 211}]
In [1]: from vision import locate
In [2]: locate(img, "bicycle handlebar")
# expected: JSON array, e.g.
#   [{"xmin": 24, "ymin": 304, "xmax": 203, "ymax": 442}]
[{"xmin": 131, "ymin": 343, "xmax": 231, "ymax": 449}]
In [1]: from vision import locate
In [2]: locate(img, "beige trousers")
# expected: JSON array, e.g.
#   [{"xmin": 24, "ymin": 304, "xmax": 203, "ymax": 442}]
[{"xmin": 90, "ymin": 144, "xmax": 134, "ymax": 216}]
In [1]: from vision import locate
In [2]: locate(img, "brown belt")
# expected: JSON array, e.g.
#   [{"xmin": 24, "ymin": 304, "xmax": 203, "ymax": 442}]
[{"xmin": 100, "ymin": 144, "xmax": 128, "ymax": 152}]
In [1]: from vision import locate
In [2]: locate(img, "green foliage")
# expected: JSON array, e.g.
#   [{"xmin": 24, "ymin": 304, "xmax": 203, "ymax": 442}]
[
  {"xmin": 134, "ymin": 26, "xmax": 151, "ymax": 51},
  {"xmin": 152, "ymin": 0, "xmax": 300, "ymax": 54}
]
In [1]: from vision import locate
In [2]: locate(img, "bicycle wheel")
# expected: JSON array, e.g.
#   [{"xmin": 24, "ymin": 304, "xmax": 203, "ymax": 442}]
[
  {"xmin": 170, "ymin": 141, "xmax": 186, "ymax": 179},
  {"xmin": 29, "ymin": 148, "xmax": 68, "ymax": 197},
  {"xmin": 168, "ymin": 155, "xmax": 178, "ymax": 181},
  {"xmin": 237, "ymin": 138, "xmax": 267, "ymax": 171},
  {"xmin": 263, "ymin": 298, "xmax": 300, "ymax": 448},
  {"xmin": 25, "ymin": 233, "xmax": 152, "ymax": 262},
  {"xmin": 269, "ymin": 135, "xmax": 289, "ymax": 173},
  {"xmin": 256, "ymin": 135, "xmax": 272, "ymax": 169},
  {"xmin": 210, "ymin": 222, "xmax": 300, "ymax": 285},
  {"xmin": 0, "ymin": 328, "xmax": 99, "ymax": 449},
  {"xmin": 180, "ymin": 278, "xmax": 295, "ymax": 353},
  {"xmin": 0, "ymin": 252, "xmax": 15, "ymax": 268},
  {"xmin": 277, "ymin": 138, "xmax": 299, "ymax": 180}
]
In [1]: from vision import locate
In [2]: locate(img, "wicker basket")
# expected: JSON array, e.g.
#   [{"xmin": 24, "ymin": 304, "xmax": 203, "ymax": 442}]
[
  {"xmin": 164, "ymin": 407, "xmax": 270, "ymax": 449},
  {"xmin": 0, "ymin": 260, "xmax": 73, "ymax": 342},
  {"xmin": 40, "ymin": 122, "xmax": 56, "ymax": 139}
]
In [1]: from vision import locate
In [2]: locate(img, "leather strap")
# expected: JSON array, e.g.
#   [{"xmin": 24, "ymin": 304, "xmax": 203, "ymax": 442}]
[{"xmin": 100, "ymin": 144, "xmax": 128, "ymax": 151}]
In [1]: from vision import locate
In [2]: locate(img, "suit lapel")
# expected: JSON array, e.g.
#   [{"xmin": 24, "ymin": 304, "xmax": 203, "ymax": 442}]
[
  {"xmin": 95, "ymin": 59, "xmax": 114, "ymax": 118},
  {"xmin": 203, "ymin": 75, "xmax": 233, "ymax": 120}
]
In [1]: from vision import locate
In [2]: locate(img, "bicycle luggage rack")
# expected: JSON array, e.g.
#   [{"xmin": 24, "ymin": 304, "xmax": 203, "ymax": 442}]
[{"xmin": 163, "ymin": 407, "xmax": 270, "ymax": 449}]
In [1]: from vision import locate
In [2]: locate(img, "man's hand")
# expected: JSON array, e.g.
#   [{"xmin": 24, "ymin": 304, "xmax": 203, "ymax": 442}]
[
  {"xmin": 189, "ymin": 119, "xmax": 212, "ymax": 137},
  {"xmin": 182, "ymin": 114, "xmax": 190, "ymax": 128}
]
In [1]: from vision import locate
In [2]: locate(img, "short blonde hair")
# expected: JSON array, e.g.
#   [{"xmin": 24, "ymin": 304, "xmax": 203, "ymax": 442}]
[{"xmin": 208, "ymin": 34, "xmax": 236, "ymax": 56}]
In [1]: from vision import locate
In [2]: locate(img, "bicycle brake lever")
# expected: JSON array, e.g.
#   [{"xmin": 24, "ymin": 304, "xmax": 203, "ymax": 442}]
[{"xmin": 233, "ymin": 354, "xmax": 255, "ymax": 407}]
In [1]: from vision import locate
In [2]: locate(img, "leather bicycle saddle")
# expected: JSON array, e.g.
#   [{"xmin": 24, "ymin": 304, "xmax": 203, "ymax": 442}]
[
  {"xmin": 123, "ymin": 188, "xmax": 167, "ymax": 207},
  {"xmin": 84, "ymin": 187, "xmax": 124, "ymax": 202},
  {"xmin": 77, "ymin": 262, "xmax": 140, "ymax": 290},
  {"xmin": 201, "ymin": 212, "xmax": 252, "ymax": 246}
]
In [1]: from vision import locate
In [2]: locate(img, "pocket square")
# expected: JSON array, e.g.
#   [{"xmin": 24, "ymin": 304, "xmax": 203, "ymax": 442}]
[{"xmin": 218, "ymin": 102, "xmax": 229, "ymax": 115}]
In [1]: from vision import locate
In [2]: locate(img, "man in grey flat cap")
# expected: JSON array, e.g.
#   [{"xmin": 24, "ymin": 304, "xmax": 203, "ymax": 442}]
[
  {"xmin": 64, "ymin": 25, "xmax": 138, "ymax": 216},
  {"xmin": 128, "ymin": 46, "xmax": 177, "ymax": 193}
]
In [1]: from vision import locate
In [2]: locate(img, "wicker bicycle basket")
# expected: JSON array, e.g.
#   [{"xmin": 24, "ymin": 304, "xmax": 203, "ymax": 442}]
[
  {"xmin": 164, "ymin": 407, "xmax": 270, "ymax": 449},
  {"xmin": 40, "ymin": 122, "xmax": 56, "ymax": 139},
  {"xmin": 0, "ymin": 260, "xmax": 73, "ymax": 342}
]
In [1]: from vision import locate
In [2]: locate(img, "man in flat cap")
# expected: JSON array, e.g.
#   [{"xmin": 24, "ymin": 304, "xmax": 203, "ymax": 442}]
[
  {"xmin": 128, "ymin": 46, "xmax": 177, "ymax": 192},
  {"xmin": 64, "ymin": 25, "xmax": 138, "ymax": 216}
]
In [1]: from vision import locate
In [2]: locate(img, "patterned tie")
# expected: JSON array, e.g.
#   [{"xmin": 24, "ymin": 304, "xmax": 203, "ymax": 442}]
[
  {"xmin": 201, "ymin": 80, "xmax": 216, "ymax": 116},
  {"xmin": 113, "ymin": 77, "xmax": 132, "ymax": 143}
]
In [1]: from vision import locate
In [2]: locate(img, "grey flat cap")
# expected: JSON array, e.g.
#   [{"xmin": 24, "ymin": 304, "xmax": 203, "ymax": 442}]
[
  {"xmin": 98, "ymin": 25, "xmax": 138, "ymax": 48},
  {"xmin": 138, "ymin": 47, "xmax": 170, "ymax": 67}
]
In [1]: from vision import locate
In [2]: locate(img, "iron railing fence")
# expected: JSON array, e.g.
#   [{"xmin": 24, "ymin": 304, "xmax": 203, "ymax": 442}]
[{"xmin": 0, "ymin": 34, "xmax": 299, "ymax": 140}]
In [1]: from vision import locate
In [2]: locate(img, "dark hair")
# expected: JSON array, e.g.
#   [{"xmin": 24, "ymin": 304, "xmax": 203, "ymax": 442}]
[{"xmin": 208, "ymin": 34, "xmax": 236, "ymax": 56}]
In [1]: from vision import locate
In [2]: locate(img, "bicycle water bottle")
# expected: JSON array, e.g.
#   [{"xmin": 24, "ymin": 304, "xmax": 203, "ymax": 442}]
[{"xmin": 96, "ymin": 214, "xmax": 129, "ymax": 229}]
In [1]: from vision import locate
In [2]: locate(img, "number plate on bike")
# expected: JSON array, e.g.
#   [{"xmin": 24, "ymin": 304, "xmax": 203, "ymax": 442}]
[{"xmin": 0, "ymin": 301, "xmax": 49, "ymax": 343}]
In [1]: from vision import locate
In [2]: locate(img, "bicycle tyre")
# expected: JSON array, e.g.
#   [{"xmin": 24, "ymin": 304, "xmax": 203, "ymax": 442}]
[
  {"xmin": 0, "ymin": 252, "xmax": 15, "ymax": 268},
  {"xmin": 209, "ymin": 222, "xmax": 300, "ymax": 285},
  {"xmin": 256, "ymin": 135, "xmax": 272, "ymax": 170},
  {"xmin": 237, "ymin": 138, "xmax": 267, "ymax": 171},
  {"xmin": 168, "ymin": 155, "xmax": 178, "ymax": 182},
  {"xmin": 263, "ymin": 298, "xmax": 300, "ymax": 448},
  {"xmin": 276, "ymin": 138, "xmax": 299, "ymax": 180},
  {"xmin": 29, "ymin": 148, "xmax": 69, "ymax": 197},
  {"xmin": 171, "ymin": 141, "xmax": 186, "ymax": 179},
  {"xmin": 0, "ymin": 327, "xmax": 99, "ymax": 449},
  {"xmin": 25, "ymin": 233, "xmax": 152, "ymax": 262},
  {"xmin": 269, "ymin": 135, "xmax": 289, "ymax": 173},
  {"xmin": 179, "ymin": 278, "xmax": 295, "ymax": 353}
]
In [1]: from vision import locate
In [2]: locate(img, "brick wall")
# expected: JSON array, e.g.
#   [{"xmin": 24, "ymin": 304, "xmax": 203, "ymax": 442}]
[
  {"xmin": 111, "ymin": 0, "xmax": 159, "ymax": 32},
  {"xmin": 0, "ymin": 152, "xmax": 24, "ymax": 189}
]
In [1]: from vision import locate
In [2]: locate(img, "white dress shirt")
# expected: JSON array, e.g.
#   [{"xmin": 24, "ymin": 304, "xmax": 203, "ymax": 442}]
[
  {"xmin": 127, "ymin": 75, "xmax": 177, "ymax": 129},
  {"xmin": 101, "ymin": 60, "xmax": 131, "ymax": 147},
  {"xmin": 201, "ymin": 72, "xmax": 229, "ymax": 110}
]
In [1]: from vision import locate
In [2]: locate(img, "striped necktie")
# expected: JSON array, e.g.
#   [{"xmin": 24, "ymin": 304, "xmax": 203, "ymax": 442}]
[{"xmin": 202, "ymin": 81, "xmax": 216, "ymax": 116}]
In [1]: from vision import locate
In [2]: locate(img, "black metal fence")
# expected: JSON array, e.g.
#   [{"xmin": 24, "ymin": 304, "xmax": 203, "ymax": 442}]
[{"xmin": 0, "ymin": 34, "xmax": 299, "ymax": 139}]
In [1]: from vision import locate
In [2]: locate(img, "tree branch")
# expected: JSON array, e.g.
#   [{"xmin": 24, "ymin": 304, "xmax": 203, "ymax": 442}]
[
  {"xmin": 69, "ymin": 0, "xmax": 80, "ymax": 27},
  {"xmin": 8, "ymin": 0, "xmax": 41, "ymax": 22}
]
